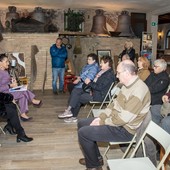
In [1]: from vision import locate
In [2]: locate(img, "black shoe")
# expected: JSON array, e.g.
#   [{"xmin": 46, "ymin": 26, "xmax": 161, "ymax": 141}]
[
  {"xmin": 53, "ymin": 91, "xmax": 58, "ymax": 95},
  {"xmin": 17, "ymin": 135, "xmax": 33, "ymax": 142},
  {"xmin": 3, "ymin": 124, "xmax": 16, "ymax": 135},
  {"xmin": 33, "ymin": 100, "xmax": 43, "ymax": 108},
  {"xmin": 20, "ymin": 116, "xmax": 33, "ymax": 122},
  {"xmin": 59, "ymin": 90, "xmax": 65, "ymax": 94}
]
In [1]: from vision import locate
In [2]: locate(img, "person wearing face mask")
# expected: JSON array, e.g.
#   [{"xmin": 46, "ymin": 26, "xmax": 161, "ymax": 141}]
[{"xmin": 58, "ymin": 56, "xmax": 115, "ymax": 123}]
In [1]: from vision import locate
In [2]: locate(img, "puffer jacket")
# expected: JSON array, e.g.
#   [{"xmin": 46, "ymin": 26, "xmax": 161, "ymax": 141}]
[
  {"xmin": 75, "ymin": 62, "xmax": 99, "ymax": 88},
  {"xmin": 50, "ymin": 44, "xmax": 67, "ymax": 68}
]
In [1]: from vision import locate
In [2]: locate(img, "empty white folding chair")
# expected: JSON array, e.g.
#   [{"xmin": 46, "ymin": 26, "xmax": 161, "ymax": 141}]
[{"xmin": 107, "ymin": 121, "xmax": 170, "ymax": 170}]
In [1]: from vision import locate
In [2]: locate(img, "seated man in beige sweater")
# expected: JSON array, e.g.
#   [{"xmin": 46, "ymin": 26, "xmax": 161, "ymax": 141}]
[{"xmin": 77, "ymin": 60, "xmax": 151, "ymax": 170}]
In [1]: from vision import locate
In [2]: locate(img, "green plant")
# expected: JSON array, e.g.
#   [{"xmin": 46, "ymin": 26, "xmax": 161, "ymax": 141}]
[{"xmin": 64, "ymin": 8, "xmax": 84, "ymax": 32}]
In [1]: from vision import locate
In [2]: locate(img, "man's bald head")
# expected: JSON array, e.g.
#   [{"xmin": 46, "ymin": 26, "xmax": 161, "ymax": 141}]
[
  {"xmin": 119, "ymin": 60, "xmax": 137, "ymax": 75},
  {"xmin": 117, "ymin": 60, "xmax": 137, "ymax": 85}
]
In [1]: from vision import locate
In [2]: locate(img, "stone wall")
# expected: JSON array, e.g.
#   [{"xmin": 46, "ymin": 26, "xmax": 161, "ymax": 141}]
[
  {"xmin": 0, "ymin": 33, "xmax": 57, "ymax": 90},
  {"xmin": 0, "ymin": 33, "xmax": 140, "ymax": 90}
]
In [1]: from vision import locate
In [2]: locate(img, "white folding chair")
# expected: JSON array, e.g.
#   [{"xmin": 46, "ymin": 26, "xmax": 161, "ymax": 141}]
[
  {"xmin": 101, "ymin": 111, "xmax": 152, "ymax": 159},
  {"xmin": 86, "ymin": 82, "xmax": 116, "ymax": 118},
  {"xmin": 107, "ymin": 121, "xmax": 170, "ymax": 170},
  {"xmin": 0, "ymin": 126, "xmax": 5, "ymax": 135}
]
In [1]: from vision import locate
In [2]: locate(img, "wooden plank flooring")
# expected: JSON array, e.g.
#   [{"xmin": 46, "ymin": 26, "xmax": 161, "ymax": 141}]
[{"xmin": 0, "ymin": 90, "xmax": 169, "ymax": 170}]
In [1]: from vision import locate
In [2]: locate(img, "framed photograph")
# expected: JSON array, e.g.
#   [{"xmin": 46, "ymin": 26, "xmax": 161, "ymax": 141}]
[
  {"xmin": 7, "ymin": 52, "xmax": 26, "ymax": 78},
  {"xmin": 97, "ymin": 50, "xmax": 111, "ymax": 61}
]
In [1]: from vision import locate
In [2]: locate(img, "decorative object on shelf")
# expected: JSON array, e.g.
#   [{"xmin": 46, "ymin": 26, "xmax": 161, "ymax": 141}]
[
  {"xmin": 115, "ymin": 11, "xmax": 135, "ymax": 37},
  {"xmin": 32, "ymin": 7, "xmax": 46, "ymax": 23},
  {"xmin": 5, "ymin": 6, "xmax": 19, "ymax": 26},
  {"xmin": 64, "ymin": 8, "xmax": 84, "ymax": 32},
  {"xmin": 90, "ymin": 9, "xmax": 110, "ymax": 36}
]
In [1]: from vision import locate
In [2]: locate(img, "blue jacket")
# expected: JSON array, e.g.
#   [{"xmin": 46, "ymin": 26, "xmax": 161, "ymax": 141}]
[
  {"xmin": 75, "ymin": 62, "xmax": 99, "ymax": 88},
  {"xmin": 50, "ymin": 44, "xmax": 67, "ymax": 68}
]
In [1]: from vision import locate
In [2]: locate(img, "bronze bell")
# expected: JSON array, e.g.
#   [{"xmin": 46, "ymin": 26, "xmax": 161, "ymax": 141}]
[
  {"xmin": 90, "ymin": 9, "xmax": 109, "ymax": 35},
  {"xmin": 115, "ymin": 11, "xmax": 135, "ymax": 37}
]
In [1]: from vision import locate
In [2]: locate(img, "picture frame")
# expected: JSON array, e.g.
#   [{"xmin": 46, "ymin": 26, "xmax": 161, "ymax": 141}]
[
  {"xmin": 7, "ymin": 52, "xmax": 26, "ymax": 78},
  {"xmin": 97, "ymin": 50, "xmax": 111, "ymax": 61}
]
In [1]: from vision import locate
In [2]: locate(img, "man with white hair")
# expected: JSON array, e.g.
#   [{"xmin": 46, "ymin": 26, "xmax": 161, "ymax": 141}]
[
  {"xmin": 145, "ymin": 59, "xmax": 170, "ymax": 126},
  {"xmin": 77, "ymin": 60, "xmax": 151, "ymax": 170}
]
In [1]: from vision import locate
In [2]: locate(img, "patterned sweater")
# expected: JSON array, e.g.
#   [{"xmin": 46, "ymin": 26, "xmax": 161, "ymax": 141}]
[{"xmin": 99, "ymin": 77, "xmax": 151, "ymax": 135}]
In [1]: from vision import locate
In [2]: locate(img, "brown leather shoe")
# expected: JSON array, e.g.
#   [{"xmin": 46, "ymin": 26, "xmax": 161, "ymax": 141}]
[
  {"xmin": 86, "ymin": 167, "xmax": 103, "ymax": 170},
  {"xmin": 79, "ymin": 158, "xmax": 104, "ymax": 166}
]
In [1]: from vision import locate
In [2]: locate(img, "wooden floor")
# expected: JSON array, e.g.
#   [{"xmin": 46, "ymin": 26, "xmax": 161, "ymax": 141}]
[{"xmin": 0, "ymin": 90, "xmax": 169, "ymax": 170}]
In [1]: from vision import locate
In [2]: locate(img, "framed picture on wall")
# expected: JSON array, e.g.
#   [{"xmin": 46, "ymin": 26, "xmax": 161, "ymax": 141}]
[
  {"xmin": 97, "ymin": 50, "xmax": 111, "ymax": 61},
  {"xmin": 7, "ymin": 52, "xmax": 26, "ymax": 78}
]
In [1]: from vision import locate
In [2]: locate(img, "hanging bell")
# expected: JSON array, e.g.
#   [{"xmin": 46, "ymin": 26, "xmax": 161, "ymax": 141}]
[
  {"xmin": 90, "ymin": 9, "xmax": 110, "ymax": 36},
  {"xmin": 115, "ymin": 11, "xmax": 135, "ymax": 37}
]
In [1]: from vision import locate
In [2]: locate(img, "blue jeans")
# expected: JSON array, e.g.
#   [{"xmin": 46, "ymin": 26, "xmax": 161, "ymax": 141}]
[
  {"xmin": 52, "ymin": 68, "xmax": 65, "ymax": 92},
  {"xmin": 151, "ymin": 105, "xmax": 170, "ymax": 134},
  {"xmin": 78, "ymin": 118, "xmax": 133, "ymax": 168}
]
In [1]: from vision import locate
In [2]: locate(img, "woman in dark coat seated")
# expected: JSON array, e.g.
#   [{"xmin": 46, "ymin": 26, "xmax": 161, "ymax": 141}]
[
  {"xmin": 0, "ymin": 92, "xmax": 33, "ymax": 142},
  {"xmin": 145, "ymin": 59, "xmax": 170, "ymax": 125},
  {"xmin": 58, "ymin": 56, "xmax": 116, "ymax": 123}
]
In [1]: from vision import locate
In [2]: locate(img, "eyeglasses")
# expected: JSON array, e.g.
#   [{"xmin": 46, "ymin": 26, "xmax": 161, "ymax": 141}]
[{"xmin": 153, "ymin": 65, "xmax": 160, "ymax": 68}]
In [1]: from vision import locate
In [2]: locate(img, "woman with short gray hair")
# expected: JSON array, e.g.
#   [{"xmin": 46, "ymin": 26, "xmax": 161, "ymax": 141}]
[
  {"xmin": 145, "ymin": 59, "xmax": 169, "ymax": 105},
  {"xmin": 145, "ymin": 58, "xmax": 169, "ymax": 126}
]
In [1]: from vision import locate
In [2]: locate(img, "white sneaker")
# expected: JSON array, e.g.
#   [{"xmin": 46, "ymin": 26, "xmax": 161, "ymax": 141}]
[
  {"xmin": 64, "ymin": 117, "xmax": 78, "ymax": 123},
  {"xmin": 58, "ymin": 110, "xmax": 73, "ymax": 119}
]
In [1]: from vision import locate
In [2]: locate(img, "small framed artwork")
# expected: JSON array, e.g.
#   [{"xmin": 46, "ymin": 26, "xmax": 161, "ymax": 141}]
[
  {"xmin": 97, "ymin": 50, "xmax": 111, "ymax": 61},
  {"xmin": 7, "ymin": 52, "xmax": 26, "ymax": 78}
]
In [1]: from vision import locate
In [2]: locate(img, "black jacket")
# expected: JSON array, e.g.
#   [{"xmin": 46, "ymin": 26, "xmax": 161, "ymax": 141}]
[
  {"xmin": 145, "ymin": 71, "xmax": 170, "ymax": 105},
  {"xmin": 88, "ymin": 68, "xmax": 115, "ymax": 102},
  {"xmin": 120, "ymin": 48, "xmax": 136, "ymax": 62}
]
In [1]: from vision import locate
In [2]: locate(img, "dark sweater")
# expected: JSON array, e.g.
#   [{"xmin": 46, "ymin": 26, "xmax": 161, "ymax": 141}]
[{"xmin": 88, "ymin": 68, "xmax": 115, "ymax": 101}]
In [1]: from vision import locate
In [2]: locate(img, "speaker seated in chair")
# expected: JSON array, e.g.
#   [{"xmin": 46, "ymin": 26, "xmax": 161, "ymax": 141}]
[
  {"xmin": 0, "ymin": 92, "xmax": 33, "ymax": 143},
  {"xmin": 0, "ymin": 53, "xmax": 42, "ymax": 121}
]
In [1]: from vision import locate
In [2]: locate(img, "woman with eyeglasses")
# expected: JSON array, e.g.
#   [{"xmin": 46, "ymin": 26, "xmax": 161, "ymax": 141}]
[
  {"xmin": 145, "ymin": 59, "xmax": 169, "ymax": 105},
  {"xmin": 145, "ymin": 59, "xmax": 170, "ymax": 125}
]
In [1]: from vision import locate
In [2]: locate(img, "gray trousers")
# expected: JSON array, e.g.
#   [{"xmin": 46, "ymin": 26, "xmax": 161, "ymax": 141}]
[
  {"xmin": 151, "ymin": 104, "xmax": 170, "ymax": 134},
  {"xmin": 68, "ymin": 88, "xmax": 93, "ymax": 117},
  {"xmin": 77, "ymin": 118, "xmax": 133, "ymax": 168}
]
